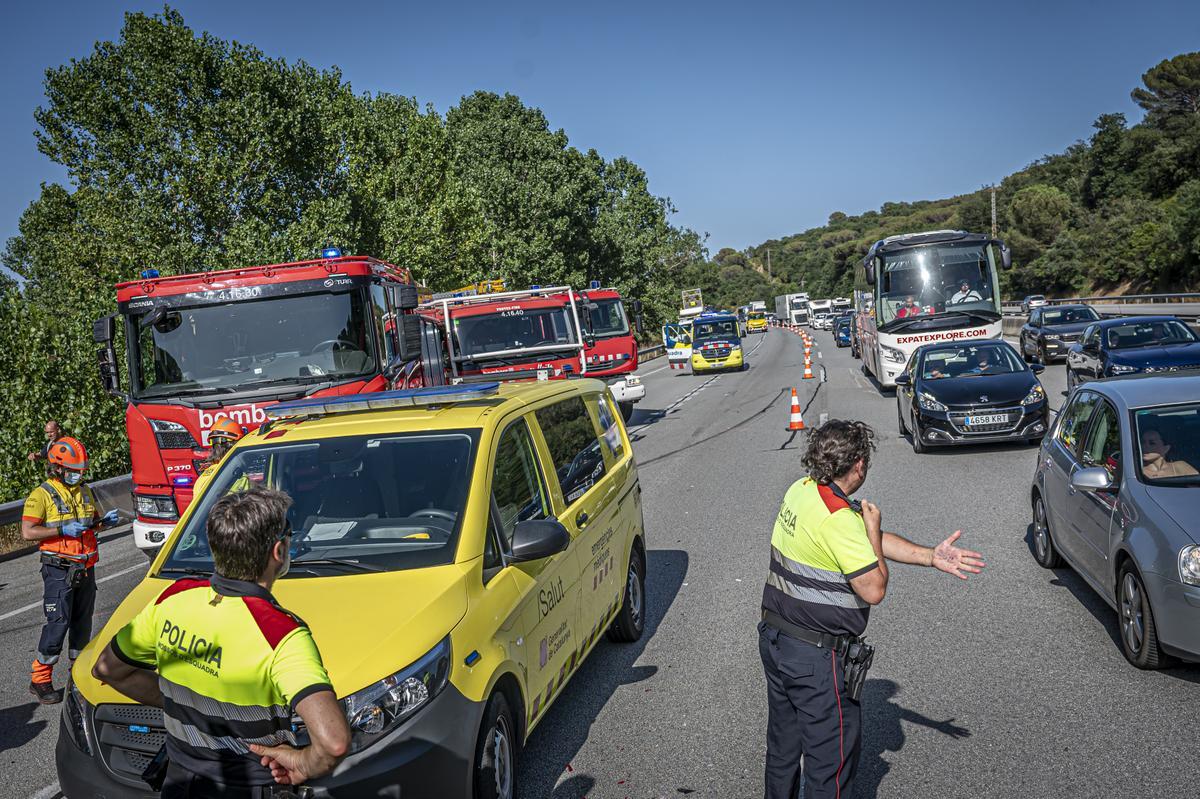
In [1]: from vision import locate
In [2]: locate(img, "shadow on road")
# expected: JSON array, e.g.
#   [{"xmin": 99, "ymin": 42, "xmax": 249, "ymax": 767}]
[
  {"xmin": 1022, "ymin": 527, "xmax": 1200, "ymax": 683},
  {"xmin": 0, "ymin": 701, "xmax": 47, "ymax": 754},
  {"xmin": 515, "ymin": 549, "xmax": 688, "ymax": 798},
  {"xmin": 855, "ymin": 679, "xmax": 971, "ymax": 798}
]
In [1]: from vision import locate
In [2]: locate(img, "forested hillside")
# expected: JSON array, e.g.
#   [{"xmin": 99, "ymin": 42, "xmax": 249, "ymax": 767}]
[{"xmin": 692, "ymin": 52, "xmax": 1200, "ymax": 309}]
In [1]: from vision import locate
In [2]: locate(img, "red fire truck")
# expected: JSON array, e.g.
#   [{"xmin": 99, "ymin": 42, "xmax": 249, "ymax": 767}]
[
  {"xmin": 93, "ymin": 250, "xmax": 443, "ymax": 554},
  {"xmin": 418, "ymin": 281, "xmax": 645, "ymax": 419}
]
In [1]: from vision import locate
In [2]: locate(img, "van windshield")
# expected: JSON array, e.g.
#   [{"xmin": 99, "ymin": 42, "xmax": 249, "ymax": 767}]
[{"xmin": 159, "ymin": 431, "xmax": 479, "ymax": 577}]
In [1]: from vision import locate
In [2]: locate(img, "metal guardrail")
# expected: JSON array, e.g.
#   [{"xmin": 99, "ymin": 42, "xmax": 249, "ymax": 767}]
[
  {"xmin": 1002, "ymin": 293, "xmax": 1200, "ymax": 320},
  {"xmin": 0, "ymin": 473, "xmax": 133, "ymax": 527},
  {"xmin": 638, "ymin": 344, "xmax": 665, "ymax": 359}
]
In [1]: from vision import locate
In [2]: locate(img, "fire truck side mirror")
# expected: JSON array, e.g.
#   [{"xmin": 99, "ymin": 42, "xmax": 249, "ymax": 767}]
[
  {"xmin": 96, "ymin": 347, "xmax": 122, "ymax": 396},
  {"xmin": 396, "ymin": 315, "xmax": 424, "ymax": 361},
  {"xmin": 394, "ymin": 284, "xmax": 419, "ymax": 311},
  {"xmin": 632, "ymin": 299, "xmax": 645, "ymax": 335},
  {"xmin": 584, "ymin": 334, "xmax": 597, "ymax": 348},
  {"xmin": 93, "ymin": 315, "xmax": 115, "ymax": 344}
]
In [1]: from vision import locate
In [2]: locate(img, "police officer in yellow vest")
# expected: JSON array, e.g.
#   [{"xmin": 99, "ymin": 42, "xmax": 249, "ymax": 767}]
[
  {"xmin": 759, "ymin": 420, "xmax": 986, "ymax": 799},
  {"xmin": 22, "ymin": 437, "xmax": 121, "ymax": 704},
  {"xmin": 93, "ymin": 487, "xmax": 350, "ymax": 796}
]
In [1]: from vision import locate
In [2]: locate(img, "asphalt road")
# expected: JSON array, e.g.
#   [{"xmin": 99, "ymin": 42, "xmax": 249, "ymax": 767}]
[{"xmin": 2, "ymin": 329, "xmax": 1197, "ymax": 798}]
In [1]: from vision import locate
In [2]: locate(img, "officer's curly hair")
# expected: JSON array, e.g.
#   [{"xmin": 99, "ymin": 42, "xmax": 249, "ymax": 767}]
[
  {"xmin": 802, "ymin": 420, "xmax": 876, "ymax": 484},
  {"xmin": 207, "ymin": 487, "xmax": 292, "ymax": 581}
]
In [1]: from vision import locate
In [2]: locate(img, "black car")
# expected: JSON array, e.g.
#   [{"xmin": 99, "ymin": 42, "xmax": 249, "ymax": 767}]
[
  {"xmin": 1018, "ymin": 304, "xmax": 1100, "ymax": 363},
  {"xmin": 1065, "ymin": 316, "xmax": 1200, "ymax": 389},
  {"xmin": 895, "ymin": 340, "xmax": 1049, "ymax": 453}
]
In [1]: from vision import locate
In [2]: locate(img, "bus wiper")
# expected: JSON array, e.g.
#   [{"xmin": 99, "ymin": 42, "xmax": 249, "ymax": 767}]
[
  {"xmin": 289, "ymin": 557, "xmax": 384, "ymax": 573},
  {"xmin": 157, "ymin": 566, "xmax": 213, "ymax": 577}
]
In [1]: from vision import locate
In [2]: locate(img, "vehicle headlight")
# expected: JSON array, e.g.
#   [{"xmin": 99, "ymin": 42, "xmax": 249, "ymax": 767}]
[
  {"xmin": 1108, "ymin": 363, "xmax": 1139, "ymax": 375},
  {"xmin": 1180, "ymin": 546, "xmax": 1200, "ymax": 586},
  {"xmin": 149, "ymin": 419, "xmax": 199, "ymax": 450},
  {"xmin": 918, "ymin": 392, "xmax": 947, "ymax": 412},
  {"xmin": 341, "ymin": 637, "xmax": 451, "ymax": 753},
  {"xmin": 1021, "ymin": 385, "xmax": 1046, "ymax": 406},
  {"xmin": 135, "ymin": 493, "xmax": 179, "ymax": 521},
  {"xmin": 64, "ymin": 679, "xmax": 92, "ymax": 755},
  {"xmin": 881, "ymin": 344, "xmax": 907, "ymax": 364}
]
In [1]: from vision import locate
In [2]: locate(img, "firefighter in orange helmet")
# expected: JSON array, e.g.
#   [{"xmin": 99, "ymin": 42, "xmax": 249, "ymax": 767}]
[
  {"xmin": 205, "ymin": 417, "xmax": 246, "ymax": 469},
  {"xmin": 21, "ymin": 437, "xmax": 121, "ymax": 703}
]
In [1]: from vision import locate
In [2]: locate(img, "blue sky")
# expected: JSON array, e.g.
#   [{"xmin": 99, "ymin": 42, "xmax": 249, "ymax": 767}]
[{"xmin": 3, "ymin": 0, "xmax": 1199, "ymax": 255}]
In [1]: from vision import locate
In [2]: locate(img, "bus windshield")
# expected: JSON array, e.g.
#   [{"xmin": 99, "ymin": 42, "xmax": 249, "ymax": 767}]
[
  {"xmin": 877, "ymin": 242, "xmax": 1001, "ymax": 327},
  {"xmin": 131, "ymin": 290, "xmax": 377, "ymax": 400}
]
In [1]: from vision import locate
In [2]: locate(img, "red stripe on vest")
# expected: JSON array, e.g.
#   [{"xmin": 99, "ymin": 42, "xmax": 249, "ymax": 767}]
[
  {"xmin": 242, "ymin": 596, "xmax": 301, "ymax": 649},
  {"xmin": 155, "ymin": 578, "xmax": 210, "ymax": 605},
  {"xmin": 817, "ymin": 484, "xmax": 849, "ymax": 514}
]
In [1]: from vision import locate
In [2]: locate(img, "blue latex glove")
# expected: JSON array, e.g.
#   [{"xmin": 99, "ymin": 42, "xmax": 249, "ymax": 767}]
[
  {"xmin": 61, "ymin": 520, "xmax": 88, "ymax": 538},
  {"xmin": 101, "ymin": 509, "xmax": 121, "ymax": 527}
]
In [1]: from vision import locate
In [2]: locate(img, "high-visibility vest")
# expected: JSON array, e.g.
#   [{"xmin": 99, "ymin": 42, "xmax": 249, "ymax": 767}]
[{"xmin": 22, "ymin": 479, "xmax": 99, "ymax": 567}]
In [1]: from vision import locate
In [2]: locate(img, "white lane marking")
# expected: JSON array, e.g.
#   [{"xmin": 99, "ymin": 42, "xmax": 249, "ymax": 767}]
[
  {"xmin": 819, "ymin": 412, "xmax": 829, "ymax": 425},
  {"xmin": 817, "ymin": 351, "xmax": 823, "ymax": 360},
  {"xmin": 640, "ymin": 364, "xmax": 671, "ymax": 377},
  {"xmin": 30, "ymin": 783, "xmax": 62, "ymax": 799},
  {"xmin": 0, "ymin": 562, "xmax": 145, "ymax": 623}
]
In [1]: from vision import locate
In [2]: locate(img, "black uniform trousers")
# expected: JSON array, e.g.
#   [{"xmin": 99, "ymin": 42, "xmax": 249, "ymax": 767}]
[
  {"xmin": 161, "ymin": 762, "xmax": 278, "ymax": 798},
  {"xmin": 758, "ymin": 620, "xmax": 861, "ymax": 799},
  {"xmin": 37, "ymin": 561, "xmax": 96, "ymax": 663}
]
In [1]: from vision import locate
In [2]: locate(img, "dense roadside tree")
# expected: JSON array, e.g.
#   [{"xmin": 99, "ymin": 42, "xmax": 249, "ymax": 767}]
[{"xmin": 1132, "ymin": 52, "xmax": 1200, "ymax": 118}]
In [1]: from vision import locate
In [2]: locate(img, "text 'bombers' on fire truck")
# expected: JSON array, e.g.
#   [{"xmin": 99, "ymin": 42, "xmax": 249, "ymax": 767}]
[
  {"xmin": 416, "ymin": 281, "xmax": 646, "ymax": 421},
  {"xmin": 93, "ymin": 251, "xmax": 445, "ymax": 554}
]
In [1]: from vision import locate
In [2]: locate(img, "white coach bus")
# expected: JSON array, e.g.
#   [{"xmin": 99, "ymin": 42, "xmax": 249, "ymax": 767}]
[{"xmin": 856, "ymin": 230, "xmax": 1010, "ymax": 389}]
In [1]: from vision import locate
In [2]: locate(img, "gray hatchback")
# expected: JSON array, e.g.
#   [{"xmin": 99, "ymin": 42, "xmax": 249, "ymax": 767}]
[{"xmin": 1031, "ymin": 373, "xmax": 1200, "ymax": 668}]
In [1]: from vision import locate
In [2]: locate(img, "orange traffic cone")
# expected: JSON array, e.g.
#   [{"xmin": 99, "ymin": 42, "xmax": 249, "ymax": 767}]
[
  {"xmin": 804, "ymin": 344, "xmax": 811, "ymax": 356},
  {"xmin": 803, "ymin": 358, "xmax": 815, "ymax": 380},
  {"xmin": 788, "ymin": 388, "xmax": 805, "ymax": 430}
]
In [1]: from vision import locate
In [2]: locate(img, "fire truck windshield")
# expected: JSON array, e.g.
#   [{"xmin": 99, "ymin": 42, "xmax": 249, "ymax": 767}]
[
  {"xmin": 588, "ymin": 298, "xmax": 630, "ymax": 337},
  {"xmin": 130, "ymin": 290, "xmax": 377, "ymax": 399},
  {"xmin": 453, "ymin": 307, "xmax": 577, "ymax": 363}
]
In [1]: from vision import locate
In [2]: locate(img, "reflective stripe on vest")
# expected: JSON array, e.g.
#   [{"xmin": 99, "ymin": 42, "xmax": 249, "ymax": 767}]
[{"xmin": 36, "ymin": 480, "xmax": 98, "ymax": 564}]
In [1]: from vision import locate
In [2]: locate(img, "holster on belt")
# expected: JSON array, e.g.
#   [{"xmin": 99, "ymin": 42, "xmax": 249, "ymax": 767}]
[
  {"xmin": 39, "ymin": 552, "xmax": 89, "ymax": 588},
  {"xmin": 837, "ymin": 638, "xmax": 875, "ymax": 702}
]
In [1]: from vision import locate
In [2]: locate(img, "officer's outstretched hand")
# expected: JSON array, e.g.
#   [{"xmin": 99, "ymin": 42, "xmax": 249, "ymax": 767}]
[
  {"xmin": 101, "ymin": 509, "xmax": 121, "ymax": 527},
  {"xmin": 61, "ymin": 520, "xmax": 88, "ymax": 539},
  {"xmin": 931, "ymin": 531, "xmax": 986, "ymax": 580},
  {"xmin": 250, "ymin": 743, "xmax": 310, "ymax": 785}
]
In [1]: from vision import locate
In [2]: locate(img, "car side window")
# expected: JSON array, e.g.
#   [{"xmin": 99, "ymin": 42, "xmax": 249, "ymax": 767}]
[
  {"xmin": 535, "ymin": 396, "xmax": 607, "ymax": 506},
  {"xmin": 1056, "ymin": 391, "xmax": 1100, "ymax": 457},
  {"xmin": 593, "ymin": 394, "xmax": 626, "ymax": 462},
  {"xmin": 1030, "ymin": 309, "xmax": 1041, "ymax": 327},
  {"xmin": 1081, "ymin": 401, "xmax": 1122, "ymax": 483},
  {"xmin": 1082, "ymin": 325, "xmax": 1098, "ymax": 349},
  {"xmin": 489, "ymin": 418, "xmax": 549, "ymax": 556}
]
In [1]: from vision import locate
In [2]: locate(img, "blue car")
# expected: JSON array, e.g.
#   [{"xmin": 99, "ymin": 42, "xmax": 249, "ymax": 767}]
[
  {"xmin": 834, "ymin": 316, "xmax": 852, "ymax": 348},
  {"xmin": 1066, "ymin": 316, "xmax": 1200, "ymax": 390}
]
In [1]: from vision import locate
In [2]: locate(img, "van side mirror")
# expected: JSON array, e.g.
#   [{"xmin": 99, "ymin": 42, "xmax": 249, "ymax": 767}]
[
  {"xmin": 1030, "ymin": 363, "xmax": 1045, "ymax": 374},
  {"xmin": 509, "ymin": 519, "xmax": 571, "ymax": 563},
  {"xmin": 894, "ymin": 374, "xmax": 911, "ymax": 386}
]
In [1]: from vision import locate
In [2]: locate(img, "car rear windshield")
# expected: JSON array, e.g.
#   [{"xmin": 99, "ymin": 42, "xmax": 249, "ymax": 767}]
[
  {"xmin": 159, "ymin": 431, "xmax": 479, "ymax": 577},
  {"xmin": 1134, "ymin": 403, "xmax": 1200, "ymax": 485},
  {"xmin": 922, "ymin": 344, "xmax": 1024, "ymax": 379},
  {"xmin": 1042, "ymin": 307, "xmax": 1098, "ymax": 325},
  {"xmin": 1105, "ymin": 320, "xmax": 1196, "ymax": 349}
]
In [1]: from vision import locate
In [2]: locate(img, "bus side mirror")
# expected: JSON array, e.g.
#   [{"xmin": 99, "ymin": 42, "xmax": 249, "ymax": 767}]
[
  {"xmin": 1000, "ymin": 243, "xmax": 1012, "ymax": 270},
  {"xmin": 864, "ymin": 258, "xmax": 877, "ymax": 286}
]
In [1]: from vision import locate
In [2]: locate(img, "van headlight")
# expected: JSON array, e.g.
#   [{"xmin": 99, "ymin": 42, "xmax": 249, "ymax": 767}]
[
  {"xmin": 1180, "ymin": 546, "xmax": 1200, "ymax": 586},
  {"xmin": 1108, "ymin": 363, "xmax": 1139, "ymax": 375},
  {"xmin": 64, "ymin": 679, "xmax": 92, "ymax": 755},
  {"xmin": 881, "ymin": 344, "xmax": 907, "ymax": 364},
  {"xmin": 341, "ymin": 637, "xmax": 451, "ymax": 752},
  {"xmin": 1021, "ymin": 385, "xmax": 1046, "ymax": 406},
  {"xmin": 918, "ymin": 392, "xmax": 947, "ymax": 412}
]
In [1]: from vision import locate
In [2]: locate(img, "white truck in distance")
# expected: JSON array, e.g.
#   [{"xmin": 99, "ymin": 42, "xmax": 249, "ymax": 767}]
[{"xmin": 775, "ymin": 293, "xmax": 810, "ymax": 326}]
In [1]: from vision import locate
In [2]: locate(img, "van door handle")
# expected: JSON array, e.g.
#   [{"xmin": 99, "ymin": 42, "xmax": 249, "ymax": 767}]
[{"xmin": 575, "ymin": 511, "xmax": 589, "ymax": 528}]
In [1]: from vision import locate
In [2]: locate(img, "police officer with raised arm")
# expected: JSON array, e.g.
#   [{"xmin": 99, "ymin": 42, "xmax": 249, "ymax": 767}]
[
  {"xmin": 759, "ymin": 420, "xmax": 985, "ymax": 799},
  {"xmin": 93, "ymin": 487, "xmax": 350, "ymax": 796}
]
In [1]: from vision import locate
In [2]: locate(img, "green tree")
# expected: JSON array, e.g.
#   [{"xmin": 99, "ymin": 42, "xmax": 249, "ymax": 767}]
[
  {"xmin": 1009, "ymin": 184, "xmax": 1072, "ymax": 243},
  {"xmin": 1132, "ymin": 52, "xmax": 1200, "ymax": 117}
]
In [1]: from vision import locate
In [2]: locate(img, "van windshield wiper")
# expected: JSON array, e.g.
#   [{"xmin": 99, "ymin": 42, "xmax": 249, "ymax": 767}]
[
  {"xmin": 289, "ymin": 557, "xmax": 384, "ymax": 573},
  {"xmin": 157, "ymin": 566, "xmax": 213, "ymax": 577}
]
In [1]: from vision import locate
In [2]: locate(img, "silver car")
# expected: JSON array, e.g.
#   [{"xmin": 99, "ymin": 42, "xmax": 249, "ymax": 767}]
[{"xmin": 1031, "ymin": 373, "xmax": 1200, "ymax": 668}]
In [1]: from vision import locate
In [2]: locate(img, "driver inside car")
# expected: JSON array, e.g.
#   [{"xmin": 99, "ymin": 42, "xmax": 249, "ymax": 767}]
[{"xmin": 1139, "ymin": 428, "xmax": 1199, "ymax": 479}]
